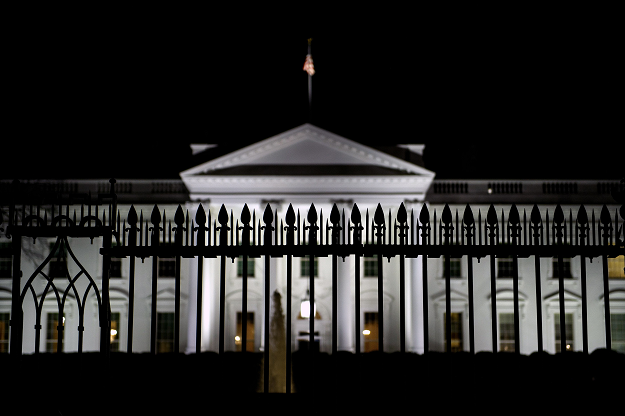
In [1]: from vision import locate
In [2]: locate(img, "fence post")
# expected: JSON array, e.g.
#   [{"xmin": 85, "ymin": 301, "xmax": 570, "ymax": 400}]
[
  {"xmin": 442, "ymin": 204, "xmax": 453, "ymax": 354},
  {"xmin": 262, "ymin": 204, "xmax": 274, "ymax": 393},
  {"xmin": 285, "ymin": 204, "xmax": 296, "ymax": 393},
  {"xmin": 419, "ymin": 204, "xmax": 430, "ymax": 354},
  {"xmin": 487, "ymin": 205, "xmax": 498, "ymax": 352},
  {"xmin": 600, "ymin": 205, "xmax": 612, "ymax": 351},
  {"xmin": 374, "ymin": 204, "xmax": 385, "ymax": 353},
  {"xmin": 126, "ymin": 206, "xmax": 138, "ymax": 354},
  {"xmin": 531, "ymin": 205, "xmax": 544, "ymax": 353},
  {"xmin": 397, "ymin": 203, "xmax": 408, "ymax": 354},
  {"xmin": 173, "ymin": 206, "xmax": 185, "ymax": 354},
  {"xmin": 101, "ymin": 229, "xmax": 112, "ymax": 359},
  {"xmin": 463, "ymin": 205, "xmax": 476, "ymax": 355},
  {"xmin": 9, "ymin": 231, "xmax": 23, "ymax": 357},
  {"xmin": 351, "ymin": 204, "xmax": 363, "ymax": 355},
  {"xmin": 330, "ymin": 204, "xmax": 341, "ymax": 355},
  {"xmin": 150, "ymin": 205, "xmax": 161, "ymax": 354},
  {"xmin": 509, "ymin": 205, "xmax": 521, "ymax": 354},
  {"xmin": 554, "ymin": 205, "xmax": 567, "ymax": 354},
  {"xmin": 194, "ymin": 204, "xmax": 206, "ymax": 354},
  {"xmin": 577, "ymin": 205, "xmax": 589, "ymax": 354},
  {"xmin": 239, "ymin": 204, "xmax": 251, "ymax": 353},
  {"xmin": 217, "ymin": 205, "xmax": 229, "ymax": 355}
]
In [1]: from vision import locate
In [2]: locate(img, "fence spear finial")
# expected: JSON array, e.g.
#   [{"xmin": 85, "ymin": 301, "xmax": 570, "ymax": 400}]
[
  {"xmin": 463, "ymin": 204, "xmax": 474, "ymax": 226},
  {"xmin": 419, "ymin": 203, "xmax": 430, "ymax": 225},
  {"xmin": 195, "ymin": 204, "xmax": 206, "ymax": 226},
  {"xmin": 151, "ymin": 205, "xmax": 161, "ymax": 226}
]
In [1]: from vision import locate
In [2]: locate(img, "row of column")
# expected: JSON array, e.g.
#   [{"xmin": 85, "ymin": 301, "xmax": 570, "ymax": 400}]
[{"xmin": 184, "ymin": 201, "xmax": 426, "ymax": 354}]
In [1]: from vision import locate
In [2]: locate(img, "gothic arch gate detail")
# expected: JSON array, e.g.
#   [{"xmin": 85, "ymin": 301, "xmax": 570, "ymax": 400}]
[{"xmin": 3, "ymin": 179, "xmax": 117, "ymax": 357}]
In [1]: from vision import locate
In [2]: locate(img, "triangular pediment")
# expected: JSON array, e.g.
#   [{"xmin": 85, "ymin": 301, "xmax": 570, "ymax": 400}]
[
  {"xmin": 180, "ymin": 124, "xmax": 435, "ymax": 203},
  {"xmin": 180, "ymin": 124, "xmax": 435, "ymax": 177}
]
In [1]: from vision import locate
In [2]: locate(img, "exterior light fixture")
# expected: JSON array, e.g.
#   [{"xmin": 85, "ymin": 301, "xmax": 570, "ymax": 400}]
[
  {"xmin": 300, "ymin": 289, "xmax": 316, "ymax": 319},
  {"xmin": 363, "ymin": 329, "xmax": 371, "ymax": 336}
]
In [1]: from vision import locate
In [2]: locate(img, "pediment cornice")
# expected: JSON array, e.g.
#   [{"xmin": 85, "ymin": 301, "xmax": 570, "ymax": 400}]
[{"xmin": 180, "ymin": 124, "xmax": 435, "ymax": 178}]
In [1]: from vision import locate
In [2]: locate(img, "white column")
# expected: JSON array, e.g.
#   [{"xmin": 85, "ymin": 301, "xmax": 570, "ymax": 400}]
[
  {"xmin": 407, "ymin": 202, "xmax": 425, "ymax": 354},
  {"xmin": 334, "ymin": 202, "xmax": 354, "ymax": 352},
  {"xmin": 410, "ymin": 257, "xmax": 424, "ymax": 353},
  {"xmin": 185, "ymin": 202, "xmax": 214, "ymax": 353},
  {"xmin": 186, "ymin": 252, "xmax": 198, "ymax": 354},
  {"xmin": 185, "ymin": 202, "xmax": 199, "ymax": 354},
  {"xmin": 337, "ymin": 255, "xmax": 354, "ymax": 352}
]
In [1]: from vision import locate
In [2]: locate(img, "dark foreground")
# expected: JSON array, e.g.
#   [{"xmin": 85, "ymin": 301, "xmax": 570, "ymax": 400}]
[{"xmin": 1, "ymin": 349, "xmax": 623, "ymax": 415}]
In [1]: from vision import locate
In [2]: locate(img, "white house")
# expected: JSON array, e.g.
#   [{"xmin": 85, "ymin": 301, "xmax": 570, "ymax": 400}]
[{"xmin": 1, "ymin": 124, "xmax": 623, "ymax": 358}]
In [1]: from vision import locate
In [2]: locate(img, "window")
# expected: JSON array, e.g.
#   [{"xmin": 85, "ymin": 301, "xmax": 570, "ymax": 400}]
[
  {"xmin": 237, "ymin": 257, "xmax": 255, "ymax": 278},
  {"xmin": 0, "ymin": 313, "xmax": 9, "ymax": 353},
  {"xmin": 0, "ymin": 242, "xmax": 12, "ymax": 278},
  {"xmin": 608, "ymin": 255, "xmax": 625, "ymax": 279},
  {"xmin": 300, "ymin": 257, "xmax": 318, "ymax": 278},
  {"xmin": 156, "ymin": 312, "xmax": 174, "ymax": 353},
  {"xmin": 363, "ymin": 312, "xmax": 379, "ymax": 352},
  {"xmin": 49, "ymin": 243, "xmax": 67, "ymax": 279},
  {"xmin": 104, "ymin": 243, "xmax": 122, "ymax": 278},
  {"xmin": 554, "ymin": 313, "xmax": 574, "ymax": 352},
  {"xmin": 444, "ymin": 312, "xmax": 463, "ymax": 352},
  {"xmin": 157, "ymin": 244, "xmax": 176, "ymax": 279},
  {"xmin": 110, "ymin": 312, "xmax": 121, "ymax": 352},
  {"xmin": 443, "ymin": 258, "xmax": 462, "ymax": 278},
  {"xmin": 46, "ymin": 312, "xmax": 64, "ymax": 353},
  {"xmin": 497, "ymin": 256, "xmax": 514, "ymax": 278},
  {"xmin": 499, "ymin": 313, "xmax": 515, "ymax": 352},
  {"xmin": 235, "ymin": 312, "xmax": 255, "ymax": 352},
  {"xmin": 611, "ymin": 314, "xmax": 625, "ymax": 353},
  {"xmin": 364, "ymin": 257, "xmax": 378, "ymax": 278},
  {"xmin": 552, "ymin": 258, "xmax": 572, "ymax": 279}
]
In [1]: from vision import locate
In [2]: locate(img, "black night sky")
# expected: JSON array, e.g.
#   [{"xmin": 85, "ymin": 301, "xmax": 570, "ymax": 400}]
[{"xmin": 5, "ymin": 8, "xmax": 622, "ymax": 180}]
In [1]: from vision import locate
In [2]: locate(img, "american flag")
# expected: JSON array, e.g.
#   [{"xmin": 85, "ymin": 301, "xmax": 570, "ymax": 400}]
[{"xmin": 303, "ymin": 54, "xmax": 315, "ymax": 76}]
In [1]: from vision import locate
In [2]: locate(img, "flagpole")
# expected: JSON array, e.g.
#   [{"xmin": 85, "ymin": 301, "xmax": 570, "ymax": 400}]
[
  {"xmin": 304, "ymin": 38, "xmax": 314, "ymax": 122},
  {"xmin": 308, "ymin": 65, "xmax": 312, "ymax": 121}
]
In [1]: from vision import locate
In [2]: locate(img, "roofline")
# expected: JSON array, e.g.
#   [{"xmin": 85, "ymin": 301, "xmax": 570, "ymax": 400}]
[{"xmin": 179, "ymin": 123, "xmax": 436, "ymax": 178}]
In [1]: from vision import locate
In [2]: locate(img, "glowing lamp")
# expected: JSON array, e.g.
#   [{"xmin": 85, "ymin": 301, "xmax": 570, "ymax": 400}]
[{"xmin": 300, "ymin": 290, "xmax": 316, "ymax": 319}]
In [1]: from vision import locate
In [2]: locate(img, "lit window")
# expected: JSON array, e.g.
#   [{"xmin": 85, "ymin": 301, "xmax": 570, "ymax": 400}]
[
  {"xmin": 611, "ymin": 314, "xmax": 625, "ymax": 353},
  {"xmin": 0, "ymin": 313, "xmax": 9, "ymax": 353},
  {"xmin": 364, "ymin": 312, "xmax": 379, "ymax": 352},
  {"xmin": 235, "ymin": 312, "xmax": 255, "ymax": 352},
  {"xmin": 554, "ymin": 313, "xmax": 574, "ymax": 352},
  {"xmin": 444, "ymin": 312, "xmax": 463, "ymax": 352},
  {"xmin": 608, "ymin": 255, "xmax": 625, "ymax": 279},
  {"xmin": 156, "ymin": 312, "xmax": 174, "ymax": 353},
  {"xmin": 110, "ymin": 312, "xmax": 120, "ymax": 352},
  {"xmin": 499, "ymin": 313, "xmax": 515, "ymax": 352},
  {"xmin": 46, "ymin": 312, "xmax": 64, "ymax": 353}
]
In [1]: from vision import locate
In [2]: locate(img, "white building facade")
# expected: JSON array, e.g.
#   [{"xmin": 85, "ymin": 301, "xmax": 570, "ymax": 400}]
[{"xmin": 1, "ymin": 124, "xmax": 623, "ymax": 356}]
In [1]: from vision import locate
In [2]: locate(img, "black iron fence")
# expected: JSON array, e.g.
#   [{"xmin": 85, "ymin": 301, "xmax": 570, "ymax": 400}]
[{"xmin": 1, "ymin": 179, "xmax": 624, "ymax": 394}]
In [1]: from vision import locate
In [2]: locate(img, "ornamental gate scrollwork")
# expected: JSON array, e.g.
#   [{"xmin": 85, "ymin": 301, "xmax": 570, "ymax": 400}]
[{"xmin": 2, "ymin": 179, "xmax": 118, "ymax": 357}]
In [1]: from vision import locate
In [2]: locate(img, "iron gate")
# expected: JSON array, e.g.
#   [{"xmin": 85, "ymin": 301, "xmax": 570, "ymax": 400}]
[{"xmin": 1, "ymin": 178, "xmax": 624, "ymax": 394}]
